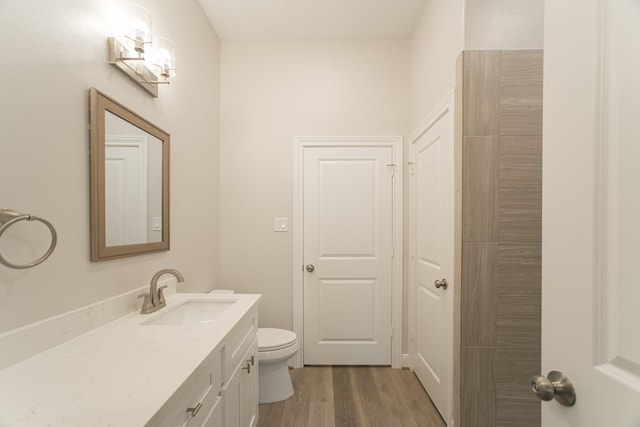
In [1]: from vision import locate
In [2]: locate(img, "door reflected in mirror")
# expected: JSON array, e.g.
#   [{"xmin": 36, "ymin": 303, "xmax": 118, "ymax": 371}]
[
  {"xmin": 89, "ymin": 88, "xmax": 170, "ymax": 261},
  {"xmin": 104, "ymin": 111, "xmax": 163, "ymax": 246}
]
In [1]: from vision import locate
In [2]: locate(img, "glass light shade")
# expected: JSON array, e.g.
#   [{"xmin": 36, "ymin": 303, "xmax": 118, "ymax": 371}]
[
  {"xmin": 155, "ymin": 37, "xmax": 176, "ymax": 79},
  {"xmin": 126, "ymin": 5, "xmax": 152, "ymax": 54}
]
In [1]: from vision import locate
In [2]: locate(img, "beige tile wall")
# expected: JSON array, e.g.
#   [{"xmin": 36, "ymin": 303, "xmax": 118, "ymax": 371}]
[{"xmin": 457, "ymin": 49, "xmax": 543, "ymax": 427}]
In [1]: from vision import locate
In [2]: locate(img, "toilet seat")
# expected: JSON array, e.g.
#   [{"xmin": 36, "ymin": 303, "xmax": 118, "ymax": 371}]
[{"xmin": 258, "ymin": 328, "xmax": 297, "ymax": 352}]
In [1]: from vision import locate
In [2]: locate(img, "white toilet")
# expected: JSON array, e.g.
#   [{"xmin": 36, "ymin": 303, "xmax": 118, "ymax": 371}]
[
  {"xmin": 208, "ymin": 290, "xmax": 298, "ymax": 404},
  {"xmin": 257, "ymin": 327, "xmax": 299, "ymax": 404}
]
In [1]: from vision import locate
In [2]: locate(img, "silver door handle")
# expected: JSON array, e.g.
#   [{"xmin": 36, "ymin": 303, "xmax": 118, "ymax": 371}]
[
  {"xmin": 530, "ymin": 371, "xmax": 576, "ymax": 407},
  {"xmin": 434, "ymin": 278, "xmax": 448, "ymax": 290},
  {"xmin": 306, "ymin": 264, "xmax": 315, "ymax": 272}
]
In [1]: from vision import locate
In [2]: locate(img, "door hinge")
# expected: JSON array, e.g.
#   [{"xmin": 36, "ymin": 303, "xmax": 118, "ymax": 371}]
[{"xmin": 386, "ymin": 163, "xmax": 396, "ymax": 177}]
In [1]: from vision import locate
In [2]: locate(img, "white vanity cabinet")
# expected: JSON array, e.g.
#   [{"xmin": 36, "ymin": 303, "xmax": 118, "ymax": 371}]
[
  {"xmin": 221, "ymin": 337, "xmax": 258, "ymax": 427},
  {"xmin": 221, "ymin": 306, "xmax": 259, "ymax": 427},
  {"xmin": 147, "ymin": 305, "xmax": 259, "ymax": 427},
  {"xmin": 0, "ymin": 293, "xmax": 262, "ymax": 427}
]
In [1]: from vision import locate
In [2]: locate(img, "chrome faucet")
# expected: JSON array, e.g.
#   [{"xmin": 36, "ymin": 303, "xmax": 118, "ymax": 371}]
[{"xmin": 138, "ymin": 268, "xmax": 185, "ymax": 314}]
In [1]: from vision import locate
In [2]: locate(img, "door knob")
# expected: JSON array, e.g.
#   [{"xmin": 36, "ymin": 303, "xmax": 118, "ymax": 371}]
[
  {"xmin": 434, "ymin": 278, "xmax": 448, "ymax": 289},
  {"xmin": 306, "ymin": 264, "xmax": 315, "ymax": 272},
  {"xmin": 529, "ymin": 371, "xmax": 576, "ymax": 407}
]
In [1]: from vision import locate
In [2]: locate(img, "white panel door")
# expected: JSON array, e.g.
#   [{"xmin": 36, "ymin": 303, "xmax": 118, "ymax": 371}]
[
  {"xmin": 104, "ymin": 138, "xmax": 147, "ymax": 247},
  {"xmin": 303, "ymin": 144, "xmax": 394, "ymax": 365},
  {"xmin": 542, "ymin": 0, "xmax": 640, "ymax": 424},
  {"xmin": 409, "ymin": 100, "xmax": 453, "ymax": 423}
]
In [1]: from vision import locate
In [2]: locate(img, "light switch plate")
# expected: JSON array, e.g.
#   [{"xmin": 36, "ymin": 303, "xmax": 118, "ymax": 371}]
[
  {"xmin": 152, "ymin": 217, "xmax": 162, "ymax": 231},
  {"xmin": 274, "ymin": 217, "xmax": 288, "ymax": 232}
]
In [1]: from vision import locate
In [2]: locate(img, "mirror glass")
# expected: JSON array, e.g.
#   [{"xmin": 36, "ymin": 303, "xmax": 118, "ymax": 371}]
[{"xmin": 89, "ymin": 88, "xmax": 170, "ymax": 261}]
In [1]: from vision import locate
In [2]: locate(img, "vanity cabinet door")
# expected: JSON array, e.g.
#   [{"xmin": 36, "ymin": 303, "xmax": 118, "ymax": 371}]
[
  {"xmin": 240, "ymin": 337, "xmax": 258, "ymax": 427},
  {"xmin": 222, "ymin": 359, "xmax": 241, "ymax": 427},
  {"xmin": 225, "ymin": 308, "xmax": 257, "ymax": 380},
  {"xmin": 222, "ymin": 337, "xmax": 258, "ymax": 427}
]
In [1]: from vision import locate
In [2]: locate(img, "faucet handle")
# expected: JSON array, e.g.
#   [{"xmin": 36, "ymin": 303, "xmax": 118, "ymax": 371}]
[
  {"xmin": 157, "ymin": 285, "xmax": 168, "ymax": 307},
  {"xmin": 138, "ymin": 292, "xmax": 154, "ymax": 314}
]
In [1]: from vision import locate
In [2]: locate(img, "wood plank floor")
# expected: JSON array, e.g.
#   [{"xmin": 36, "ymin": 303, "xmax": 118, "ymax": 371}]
[{"xmin": 257, "ymin": 366, "xmax": 446, "ymax": 427}]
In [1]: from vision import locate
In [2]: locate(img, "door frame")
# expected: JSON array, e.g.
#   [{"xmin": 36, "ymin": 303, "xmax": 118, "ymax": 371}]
[
  {"xmin": 408, "ymin": 92, "xmax": 455, "ymax": 423},
  {"xmin": 292, "ymin": 136, "xmax": 403, "ymax": 368}
]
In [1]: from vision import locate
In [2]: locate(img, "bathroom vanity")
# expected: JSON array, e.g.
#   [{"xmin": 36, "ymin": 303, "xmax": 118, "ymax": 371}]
[{"xmin": 0, "ymin": 293, "xmax": 260, "ymax": 426}]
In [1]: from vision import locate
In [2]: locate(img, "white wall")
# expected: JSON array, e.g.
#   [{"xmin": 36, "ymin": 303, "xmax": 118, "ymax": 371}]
[
  {"xmin": 410, "ymin": 0, "xmax": 464, "ymax": 130},
  {"xmin": 464, "ymin": 0, "xmax": 544, "ymax": 50},
  {"xmin": 0, "ymin": 0, "xmax": 221, "ymax": 333},
  {"xmin": 408, "ymin": 0, "xmax": 544, "ymax": 128},
  {"xmin": 219, "ymin": 41, "xmax": 410, "ymax": 330}
]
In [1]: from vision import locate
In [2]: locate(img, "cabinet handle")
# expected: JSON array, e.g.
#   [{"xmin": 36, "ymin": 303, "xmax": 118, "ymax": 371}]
[
  {"xmin": 187, "ymin": 401, "xmax": 202, "ymax": 417},
  {"xmin": 248, "ymin": 355, "xmax": 255, "ymax": 366},
  {"xmin": 242, "ymin": 361, "xmax": 251, "ymax": 374}
]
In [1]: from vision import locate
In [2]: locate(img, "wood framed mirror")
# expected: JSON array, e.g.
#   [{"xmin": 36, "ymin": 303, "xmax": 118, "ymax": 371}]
[{"xmin": 89, "ymin": 88, "xmax": 170, "ymax": 261}]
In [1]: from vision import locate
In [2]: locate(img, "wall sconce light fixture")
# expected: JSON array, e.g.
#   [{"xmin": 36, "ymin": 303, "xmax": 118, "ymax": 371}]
[{"xmin": 108, "ymin": 5, "xmax": 176, "ymax": 97}]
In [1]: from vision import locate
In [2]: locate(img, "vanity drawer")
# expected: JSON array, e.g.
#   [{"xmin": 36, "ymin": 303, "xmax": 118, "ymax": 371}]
[
  {"xmin": 185, "ymin": 391, "xmax": 222, "ymax": 427},
  {"xmin": 223, "ymin": 307, "xmax": 257, "ymax": 381},
  {"xmin": 146, "ymin": 349, "xmax": 222, "ymax": 427}
]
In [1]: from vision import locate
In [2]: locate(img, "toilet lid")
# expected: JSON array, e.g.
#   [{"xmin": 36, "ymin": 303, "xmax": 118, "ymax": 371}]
[{"xmin": 258, "ymin": 328, "xmax": 297, "ymax": 351}]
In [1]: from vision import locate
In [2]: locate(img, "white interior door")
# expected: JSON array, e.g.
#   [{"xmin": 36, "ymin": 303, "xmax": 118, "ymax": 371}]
[
  {"xmin": 105, "ymin": 137, "xmax": 148, "ymax": 246},
  {"xmin": 302, "ymin": 142, "xmax": 395, "ymax": 365},
  {"xmin": 409, "ymin": 98, "xmax": 453, "ymax": 423},
  {"xmin": 542, "ymin": 0, "xmax": 640, "ymax": 424}
]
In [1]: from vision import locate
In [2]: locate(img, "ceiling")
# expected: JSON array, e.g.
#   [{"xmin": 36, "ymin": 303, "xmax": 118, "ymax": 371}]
[{"xmin": 197, "ymin": 0, "xmax": 428, "ymax": 41}]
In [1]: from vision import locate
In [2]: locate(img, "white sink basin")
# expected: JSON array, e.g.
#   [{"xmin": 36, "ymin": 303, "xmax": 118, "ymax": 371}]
[{"xmin": 143, "ymin": 300, "xmax": 236, "ymax": 326}]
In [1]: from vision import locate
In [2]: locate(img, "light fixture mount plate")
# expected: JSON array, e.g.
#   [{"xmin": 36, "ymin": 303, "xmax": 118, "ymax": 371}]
[{"xmin": 108, "ymin": 37, "xmax": 159, "ymax": 97}]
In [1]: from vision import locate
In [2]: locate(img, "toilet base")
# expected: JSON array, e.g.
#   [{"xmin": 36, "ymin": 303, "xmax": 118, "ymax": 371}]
[{"xmin": 258, "ymin": 361, "xmax": 294, "ymax": 404}]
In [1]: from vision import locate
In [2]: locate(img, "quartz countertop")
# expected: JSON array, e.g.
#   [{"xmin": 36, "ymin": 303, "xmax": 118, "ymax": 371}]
[{"xmin": 0, "ymin": 293, "xmax": 261, "ymax": 427}]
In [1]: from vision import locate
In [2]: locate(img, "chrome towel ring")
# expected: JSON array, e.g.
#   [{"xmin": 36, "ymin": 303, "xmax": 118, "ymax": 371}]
[{"xmin": 0, "ymin": 208, "xmax": 57, "ymax": 269}]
